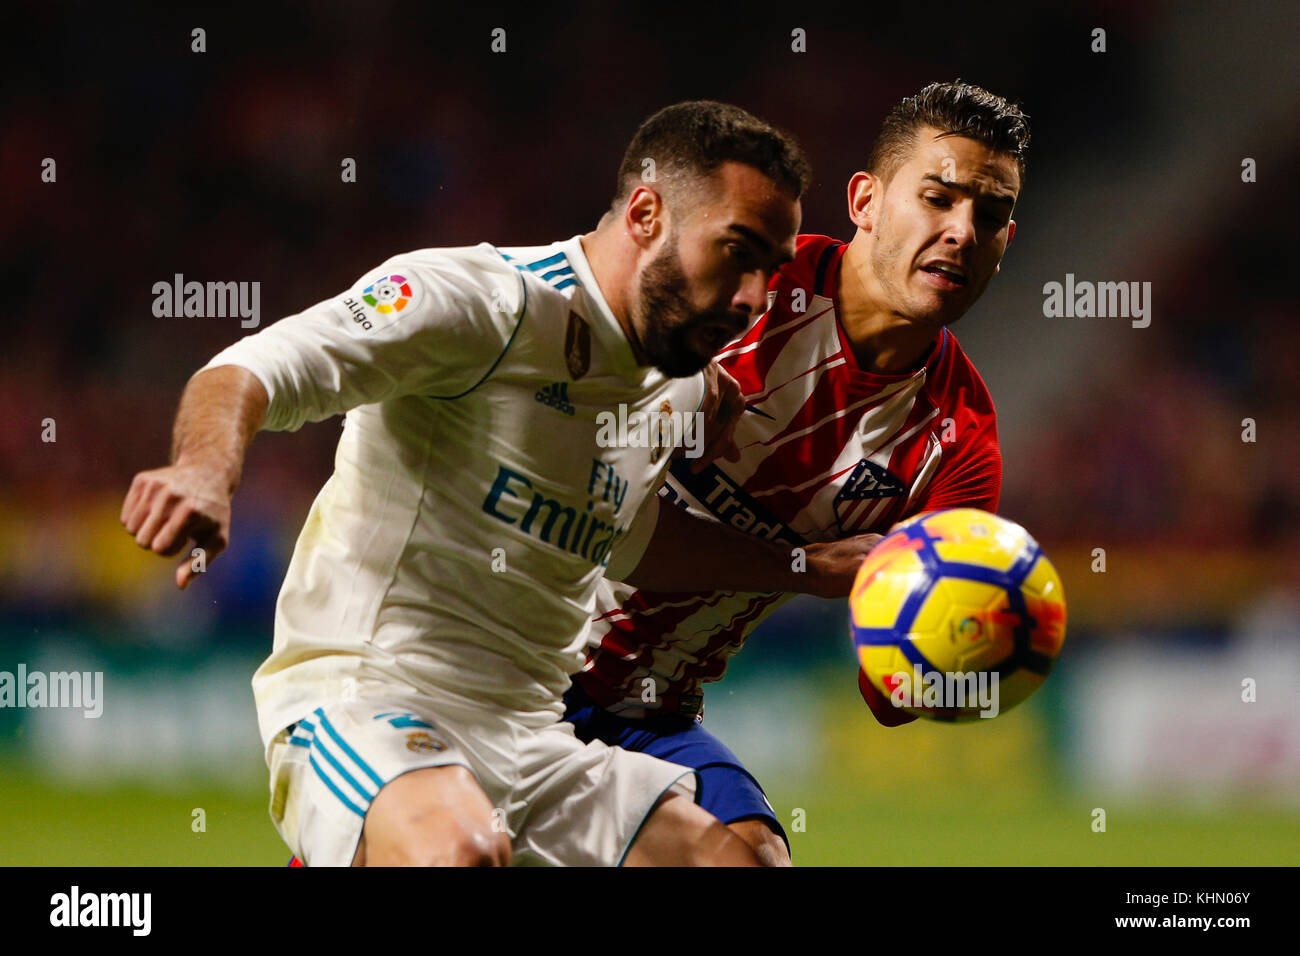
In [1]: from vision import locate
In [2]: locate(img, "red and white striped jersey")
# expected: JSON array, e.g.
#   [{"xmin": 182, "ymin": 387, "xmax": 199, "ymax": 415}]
[{"xmin": 578, "ymin": 234, "xmax": 1002, "ymax": 715}]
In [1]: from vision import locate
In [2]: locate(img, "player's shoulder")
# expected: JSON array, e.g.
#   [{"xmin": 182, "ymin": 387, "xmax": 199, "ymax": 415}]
[
  {"xmin": 927, "ymin": 327, "xmax": 997, "ymax": 417},
  {"xmin": 739, "ymin": 234, "xmax": 844, "ymax": 348},
  {"xmin": 357, "ymin": 243, "xmax": 524, "ymax": 310},
  {"xmin": 365, "ymin": 240, "xmax": 585, "ymax": 325},
  {"xmin": 773, "ymin": 234, "xmax": 845, "ymax": 296},
  {"xmin": 494, "ymin": 239, "xmax": 584, "ymax": 299},
  {"xmin": 335, "ymin": 244, "xmax": 527, "ymax": 341},
  {"xmin": 376, "ymin": 242, "xmax": 521, "ymax": 286}
]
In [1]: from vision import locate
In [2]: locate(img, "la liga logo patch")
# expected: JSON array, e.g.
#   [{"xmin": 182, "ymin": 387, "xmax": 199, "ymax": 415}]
[{"xmin": 362, "ymin": 274, "xmax": 414, "ymax": 314}]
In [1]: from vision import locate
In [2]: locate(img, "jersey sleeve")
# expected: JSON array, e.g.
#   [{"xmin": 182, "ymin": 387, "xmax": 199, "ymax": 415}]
[
  {"xmin": 913, "ymin": 431, "xmax": 1002, "ymax": 513},
  {"xmin": 858, "ymin": 667, "xmax": 918, "ymax": 726},
  {"xmin": 198, "ymin": 246, "xmax": 525, "ymax": 432}
]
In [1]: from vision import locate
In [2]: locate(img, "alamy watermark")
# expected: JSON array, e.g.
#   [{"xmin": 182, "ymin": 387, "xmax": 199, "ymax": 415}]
[
  {"xmin": 0, "ymin": 664, "xmax": 103, "ymax": 718},
  {"xmin": 50, "ymin": 886, "xmax": 150, "ymax": 936},
  {"xmin": 152, "ymin": 274, "xmax": 260, "ymax": 328},
  {"xmin": 1042, "ymin": 273, "xmax": 1151, "ymax": 328},
  {"xmin": 595, "ymin": 404, "xmax": 705, "ymax": 459},
  {"xmin": 887, "ymin": 665, "xmax": 1000, "ymax": 718}
]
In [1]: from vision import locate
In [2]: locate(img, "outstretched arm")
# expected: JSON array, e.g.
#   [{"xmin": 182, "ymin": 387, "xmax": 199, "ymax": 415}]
[
  {"xmin": 614, "ymin": 500, "xmax": 918, "ymax": 725},
  {"xmin": 121, "ymin": 249, "xmax": 526, "ymax": 591},
  {"xmin": 120, "ymin": 365, "xmax": 268, "ymax": 590},
  {"xmin": 614, "ymin": 497, "xmax": 882, "ymax": 599}
]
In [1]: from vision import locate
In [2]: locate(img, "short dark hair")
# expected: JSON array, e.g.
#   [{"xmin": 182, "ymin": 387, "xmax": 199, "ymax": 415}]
[
  {"xmin": 867, "ymin": 80, "xmax": 1030, "ymax": 185},
  {"xmin": 610, "ymin": 101, "xmax": 812, "ymax": 214}
]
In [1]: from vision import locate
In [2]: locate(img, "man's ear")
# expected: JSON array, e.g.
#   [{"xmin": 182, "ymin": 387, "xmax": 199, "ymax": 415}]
[
  {"xmin": 625, "ymin": 185, "xmax": 666, "ymax": 249},
  {"xmin": 846, "ymin": 171, "xmax": 879, "ymax": 232}
]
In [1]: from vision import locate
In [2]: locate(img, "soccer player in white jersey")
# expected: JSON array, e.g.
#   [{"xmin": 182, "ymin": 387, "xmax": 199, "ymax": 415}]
[
  {"xmin": 568, "ymin": 81, "xmax": 1030, "ymax": 865},
  {"xmin": 121, "ymin": 101, "xmax": 882, "ymax": 867}
]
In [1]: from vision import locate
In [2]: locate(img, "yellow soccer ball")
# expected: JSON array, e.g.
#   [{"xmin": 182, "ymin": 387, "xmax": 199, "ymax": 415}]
[{"xmin": 849, "ymin": 509, "xmax": 1066, "ymax": 722}]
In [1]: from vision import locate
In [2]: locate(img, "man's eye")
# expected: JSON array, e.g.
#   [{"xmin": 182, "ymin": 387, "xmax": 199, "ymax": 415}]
[
  {"xmin": 727, "ymin": 243, "xmax": 755, "ymax": 264},
  {"xmin": 924, "ymin": 194, "xmax": 950, "ymax": 207}
]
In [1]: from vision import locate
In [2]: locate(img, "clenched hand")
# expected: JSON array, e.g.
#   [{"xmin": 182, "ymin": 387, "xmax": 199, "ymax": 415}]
[
  {"xmin": 804, "ymin": 532, "xmax": 885, "ymax": 599},
  {"xmin": 121, "ymin": 463, "xmax": 232, "ymax": 590},
  {"xmin": 691, "ymin": 361, "xmax": 745, "ymax": 473}
]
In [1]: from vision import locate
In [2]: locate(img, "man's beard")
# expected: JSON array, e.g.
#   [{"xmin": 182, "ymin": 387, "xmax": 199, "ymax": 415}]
[{"xmin": 634, "ymin": 239, "xmax": 741, "ymax": 378}]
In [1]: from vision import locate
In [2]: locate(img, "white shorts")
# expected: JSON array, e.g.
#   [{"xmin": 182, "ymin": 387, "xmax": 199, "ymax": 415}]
[{"xmin": 266, "ymin": 685, "xmax": 698, "ymax": 867}]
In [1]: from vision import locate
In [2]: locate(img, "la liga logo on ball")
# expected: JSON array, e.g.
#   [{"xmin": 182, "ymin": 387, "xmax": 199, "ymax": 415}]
[
  {"xmin": 361, "ymin": 274, "xmax": 414, "ymax": 314},
  {"xmin": 849, "ymin": 508, "xmax": 1066, "ymax": 722}
]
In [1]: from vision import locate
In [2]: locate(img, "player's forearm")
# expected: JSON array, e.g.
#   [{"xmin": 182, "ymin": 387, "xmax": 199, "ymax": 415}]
[
  {"xmin": 620, "ymin": 500, "xmax": 852, "ymax": 597},
  {"xmin": 170, "ymin": 365, "xmax": 269, "ymax": 495}
]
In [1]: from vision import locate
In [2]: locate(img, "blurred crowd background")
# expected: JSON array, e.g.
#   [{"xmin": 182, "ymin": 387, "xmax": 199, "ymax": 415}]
[{"xmin": 2, "ymin": 1, "xmax": 1296, "ymax": 864}]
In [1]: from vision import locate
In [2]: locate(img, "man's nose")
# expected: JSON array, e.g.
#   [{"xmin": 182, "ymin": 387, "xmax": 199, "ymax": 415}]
[
  {"xmin": 943, "ymin": 207, "xmax": 977, "ymax": 248},
  {"xmin": 732, "ymin": 270, "xmax": 769, "ymax": 318}
]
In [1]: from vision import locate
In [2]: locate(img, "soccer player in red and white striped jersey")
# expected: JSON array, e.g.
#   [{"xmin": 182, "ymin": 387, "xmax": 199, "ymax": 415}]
[{"xmin": 564, "ymin": 80, "xmax": 1030, "ymax": 865}]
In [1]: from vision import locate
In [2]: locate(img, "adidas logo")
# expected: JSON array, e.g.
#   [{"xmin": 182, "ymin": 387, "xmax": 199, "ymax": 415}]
[{"xmin": 534, "ymin": 381, "xmax": 575, "ymax": 416}]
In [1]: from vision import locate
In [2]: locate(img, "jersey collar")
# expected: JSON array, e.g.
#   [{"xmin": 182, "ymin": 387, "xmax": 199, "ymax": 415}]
[{"xmin": 559, "ymin": 235, "xmax": 646, "ymax": 379}]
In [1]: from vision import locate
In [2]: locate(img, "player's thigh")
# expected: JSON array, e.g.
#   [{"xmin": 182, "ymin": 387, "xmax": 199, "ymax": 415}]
[
  {"xmin": 623, "ymin": 791, "xmax": 761, "ymax": 867},
  {"xmin": 508, "ymin": 721, "xmax": 699, "ymax": 867},
  {"xmin": 357, "ymin": 764, "xmax": 509, "ymax": 867},
  {"xmin": 268, "ymin": 701, "xmax": 502, "ymax": 867},
  {"xmin": 626, "ymin": 717, "xmax": 792, "ymax": 864},
  {"xmin": 559, "ymin": 700, "xmax": 786, "ymax": 866},
  {"xmin": 728, "ymin": 817, "xmax": 791, "ymax": 867},
  {"xmin": 691, "ymin": 760, "xmax": 790, "ymax": 858}
]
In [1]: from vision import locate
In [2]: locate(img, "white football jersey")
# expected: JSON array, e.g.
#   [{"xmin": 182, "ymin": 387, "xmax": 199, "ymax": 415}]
[{"xmin": 199, "ymin": 237, "xmax": 702, "ymax": 751}]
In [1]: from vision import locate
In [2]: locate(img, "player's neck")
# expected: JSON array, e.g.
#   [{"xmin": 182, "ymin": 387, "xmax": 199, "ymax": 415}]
[
  {"xmin": 836, "ymin": 233, "xmax": 938, "ymax": 376},
  {"xmin": 580, "ymin": 228, "xmax": 650, "ymax": 365}
]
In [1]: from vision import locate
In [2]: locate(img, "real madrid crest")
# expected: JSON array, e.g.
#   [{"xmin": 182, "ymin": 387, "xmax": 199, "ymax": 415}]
[
  {"xmin": 649, "ymin": 399, "xmax": 673, "ymax": 463},
  {"xmin": 406, "ymin": 731, "xmax": 447, "ymax": 754},
  {"xmin": 564, "ymin": 311, "xmax": 591, "ymax": 380}
]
